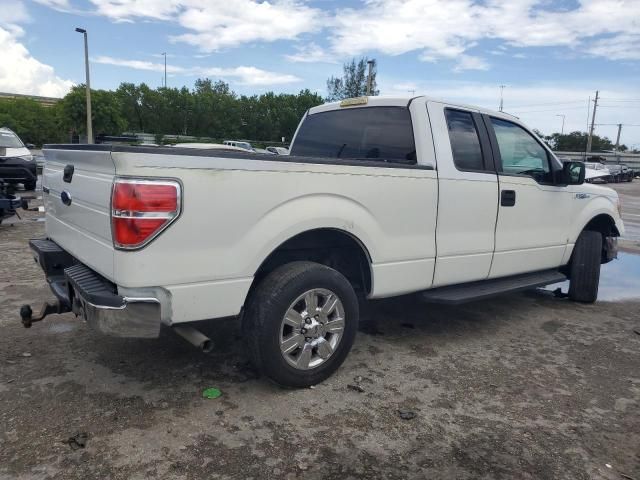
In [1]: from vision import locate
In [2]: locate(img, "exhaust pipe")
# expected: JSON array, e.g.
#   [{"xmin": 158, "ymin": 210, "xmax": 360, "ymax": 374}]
[{"xmin": 173, "ymin": 326, "xmax": 214, "ymax": 353}]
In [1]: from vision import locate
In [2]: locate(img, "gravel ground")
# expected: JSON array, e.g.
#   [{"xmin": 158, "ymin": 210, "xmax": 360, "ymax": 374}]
[{"xmin": 1, "ymin": 181, "xmax": 639, "ymax": 480}]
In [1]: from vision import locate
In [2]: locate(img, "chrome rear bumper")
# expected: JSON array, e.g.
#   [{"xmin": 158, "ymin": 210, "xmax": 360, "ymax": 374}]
[
  {"xmin": 26, "ymin": 238, "xmax": 162, "ymax": 338},
  {"xmin": 76, "ymin": 295, "xmax": 161, "ymax": 338}
]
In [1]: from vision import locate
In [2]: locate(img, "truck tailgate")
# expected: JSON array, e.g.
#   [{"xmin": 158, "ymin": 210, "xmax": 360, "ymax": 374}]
[{"xmin": 43, "ymin": 146, "xmax": 115, "ymax": 279}]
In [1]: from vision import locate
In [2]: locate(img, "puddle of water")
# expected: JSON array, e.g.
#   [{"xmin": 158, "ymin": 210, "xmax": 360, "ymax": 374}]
[{"xmin": 544, "ymin": 252, "xmax": 640, "ymax": 302}]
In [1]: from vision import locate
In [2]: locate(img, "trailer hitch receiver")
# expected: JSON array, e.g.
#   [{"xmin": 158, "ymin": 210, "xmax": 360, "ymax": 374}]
[{"xmin": 20, "ymin": 301, "xmax": 67, "ymax": 328}]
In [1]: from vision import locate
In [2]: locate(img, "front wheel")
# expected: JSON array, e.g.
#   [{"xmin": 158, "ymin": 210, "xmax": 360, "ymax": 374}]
[
  {"xmin": 568, "ymin": 230, "xmax": 602, "ymax": 303},
  {"xmin": 243, "ymin": 261, "xmax": 359, "ymax": 387}
]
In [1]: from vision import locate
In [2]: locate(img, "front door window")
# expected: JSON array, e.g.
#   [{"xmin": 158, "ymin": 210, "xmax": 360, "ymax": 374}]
[{"xmin": 491, "ymin": 118, "xmax": 552, "ymax": 184}]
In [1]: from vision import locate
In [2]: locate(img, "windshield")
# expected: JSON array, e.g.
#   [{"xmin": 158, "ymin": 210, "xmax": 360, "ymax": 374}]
[{"xmin": 0, "ymin": 130, "xmax": 24, "ymax": 148}]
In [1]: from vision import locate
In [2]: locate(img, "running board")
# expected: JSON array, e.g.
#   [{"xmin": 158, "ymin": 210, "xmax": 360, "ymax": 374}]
[{"xmin": 421, "ymin": 269, "xmax": 566, "ymax": 304}]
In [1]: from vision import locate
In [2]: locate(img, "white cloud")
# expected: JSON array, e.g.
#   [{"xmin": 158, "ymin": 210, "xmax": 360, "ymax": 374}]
[
  {"xmin": 202, "ymin": 66, "xmax": 300, "ymax": 85},
  {"xmin": 284, "ymin": 43, "xmax": 338, "ymax": 64},
  {"xmin": 328, "ymin": 0, "xmax": 640, "ymax": 68},
  {"xmin": 0, "ymin": 25, "xmax": 72, "ymax": 97},
  {"xmin": 0, "ymin": 0, "xmax": 30, "ymax": 24},
  {"xmin": 453, "ymin": 55, "xmax": 489, "ymax": 72},
  {"xmin": 33, "ymin": 0, "xmax": 71, "ymax": 8},
  {"xmin": 84, "ymin": 0, "xmax": 324, "ymax": 51},
  {"xmin": 92, "ymin": 56, "xmax": 186, "ymax": 74},
  {"xmin": 32, "ymin": 0, "xmax": 640, "ymax": 74},
  {"xmin": 587, "ymin": 34, "xmax": 640, "ymax": 60},
  {"xmin": 92, "ymin": 55, "xmax": 301, "ymax": 85}
]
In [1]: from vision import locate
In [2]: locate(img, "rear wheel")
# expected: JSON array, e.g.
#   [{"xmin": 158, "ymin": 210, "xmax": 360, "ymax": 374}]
[
  {"xmin": 243, "ymin": 261, "xmax": 358, "ymax": 387},
  {"xmin": 568, "ymin": 230, "xmax": 602, "ymax": 303},
  {"xmin": 24, "ymin": 182, "xmax": 36, "ymax": 191}
]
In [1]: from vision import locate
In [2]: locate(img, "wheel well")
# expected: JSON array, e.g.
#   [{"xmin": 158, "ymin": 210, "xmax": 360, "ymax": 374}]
[
  {"xmin": 253, "ymin": 229, "xmax": 372, "ymax": 295},
  {"xmin": 583, "ymin": 214, "xmax": 619, "ymax": 238},
  {"xmin": 582, "ymin": 214, "xmax": 619, "ymax": 264}
]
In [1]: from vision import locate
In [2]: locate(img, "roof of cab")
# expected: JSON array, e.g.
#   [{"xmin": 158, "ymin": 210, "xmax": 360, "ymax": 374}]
[{"xmin": 308, "ymin": 95, "xmax": 519, "ymax": 121}]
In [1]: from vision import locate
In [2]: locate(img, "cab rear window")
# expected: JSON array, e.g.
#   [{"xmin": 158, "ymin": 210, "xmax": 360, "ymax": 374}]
[{"xmin": 290, "ymin": 107, "xmax": 416, "ymax": 165}]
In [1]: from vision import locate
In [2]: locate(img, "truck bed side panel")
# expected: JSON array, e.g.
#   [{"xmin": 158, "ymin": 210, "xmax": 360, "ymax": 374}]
[{"xmin": 111, "ymin": 151, "xmax": 438, "ymax": 315}]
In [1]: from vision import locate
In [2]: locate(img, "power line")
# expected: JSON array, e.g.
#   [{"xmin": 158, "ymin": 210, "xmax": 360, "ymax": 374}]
[
  {"xmin": 507, "ymin": 100, "xmax": 585, "ymax": 109},
  {"xmin": 595, "ymin": 123, "xmax": 640, "ymax": 127},
  {"xmin": 598, "ymin": 98, "xmax": 640, "ymax": 102},
  {"xmin": 597, "ymin": 105, "xmax": 640, "ymax": 109},
  {"xmin": 509, "ymin": 106, "xmax": 587, "ymax": 114}
]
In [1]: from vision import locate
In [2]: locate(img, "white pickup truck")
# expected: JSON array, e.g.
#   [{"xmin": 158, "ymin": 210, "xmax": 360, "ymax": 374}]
[{"xmin": 22, "ymin": 96, "xmax": 624, "ymax": 387}]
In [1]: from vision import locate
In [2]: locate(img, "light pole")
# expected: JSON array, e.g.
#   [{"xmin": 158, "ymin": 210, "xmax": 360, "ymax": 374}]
[
  {"xmin": 75, "ymin": 27, "xmax": 93, "ymax": 144},
  {"xmin": 586, "ymin": 90, "xmax": 599, "ymax": 154},
  {"xmin": 366, "ymin": 59, "xmax": 375, "ymax": 96},
  {"xmin": 499, "ymin": 85, "xmax": 506, "ymax": 112},
  {"xmin": 555, "ymin": 114, "xmax": 565, "ymax": 135},
  {"xmin": 162, "ymin": 52, "xmax": 167, "ymax": 88}
]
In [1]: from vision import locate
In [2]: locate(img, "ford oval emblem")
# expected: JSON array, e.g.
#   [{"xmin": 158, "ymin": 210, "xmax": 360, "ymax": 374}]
[{"xmin": 61, "ymin": 190, "xmax": 72, "ymax": 206}]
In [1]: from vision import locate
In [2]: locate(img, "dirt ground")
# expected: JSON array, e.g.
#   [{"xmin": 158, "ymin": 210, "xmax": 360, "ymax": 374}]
[{"xmin": 1, "ymin": 181, "xmax": 639, "ymax": 480}]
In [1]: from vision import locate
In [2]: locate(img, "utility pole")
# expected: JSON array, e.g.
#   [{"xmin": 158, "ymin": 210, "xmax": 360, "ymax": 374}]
[
  {"xmin": 366, "ymin": 59, "xmax": 375, "ymax": 96},
  {"xmin": 615, "ymin": 123, "xmax": 622, "ymax": 151},
  {"xmin": 162, "ymin": 52, "xmax": 167, "ymax": 88},
  {"xmin": 499, "ymin": 85, "xmax": 506, "ymax": 112},
  {"xmin": 408, "ymin": 90, "xmax": 416, "ymax": 96},
  {"xmin": 555, "ymin": 114, "xmax": 565, "ymax": 135},
  {"xmin": 75, "ymin": 27, "xmax": 93, "ymax": 144},
  {"xmin": 586, "ymin": 90, "xmax": 599, "ymax": 153}
]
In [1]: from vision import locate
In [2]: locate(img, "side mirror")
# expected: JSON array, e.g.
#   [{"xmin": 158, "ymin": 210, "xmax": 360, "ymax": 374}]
[
  {"xmin": 562, "ymin": 161, "xmax": 585, "ymax": 185},
  {"xmin": 26, "ymin": 143, "xmax": 35, "ymax": 149}
]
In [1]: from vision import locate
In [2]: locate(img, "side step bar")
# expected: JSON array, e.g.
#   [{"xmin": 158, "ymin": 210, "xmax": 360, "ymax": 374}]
[{"xmin": 421, "ymin": 269, "xmax": 566, "ymax": 304}]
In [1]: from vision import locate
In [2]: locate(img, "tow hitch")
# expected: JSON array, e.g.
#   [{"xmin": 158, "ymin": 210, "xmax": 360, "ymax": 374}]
[{"xmin": 20, "ymin": 301, "xmax": 70, "ymax": 328}]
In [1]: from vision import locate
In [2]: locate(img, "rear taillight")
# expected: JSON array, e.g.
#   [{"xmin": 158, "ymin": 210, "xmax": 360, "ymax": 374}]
[{"xmin": 111, "ymin": 178, "xmax": 181, "ymax": 249}]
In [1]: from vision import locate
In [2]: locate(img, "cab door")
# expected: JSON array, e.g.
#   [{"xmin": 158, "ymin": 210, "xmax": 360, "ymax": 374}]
[
  {"xmin": 485, "ymin": 116, "xmax": 572, "ymax": 278},
  {"xmin": 428, "ymin": 102, "xmax": 499, "ymax": 287}
]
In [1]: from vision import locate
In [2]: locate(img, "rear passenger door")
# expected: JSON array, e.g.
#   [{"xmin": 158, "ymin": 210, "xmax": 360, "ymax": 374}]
[
  {"xmin": 428, "ymin": 102, "xmax": 499, "ymax": 287},
  {"xmin": 485, "ymin": 116, "xmax": 572, "ymax": 278}
]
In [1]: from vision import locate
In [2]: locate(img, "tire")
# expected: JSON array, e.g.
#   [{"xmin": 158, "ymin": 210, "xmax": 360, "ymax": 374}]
[
  {"xmin": 24, "ymin": 182, "xmax": 36, "ymax": 191},
  {"xmin": 568, "ymin": 230, "xmax": 602, "ymax": 303},
  {"xmin": 243, "ymin": 261, "xmax": 359, "ymax": 387}
]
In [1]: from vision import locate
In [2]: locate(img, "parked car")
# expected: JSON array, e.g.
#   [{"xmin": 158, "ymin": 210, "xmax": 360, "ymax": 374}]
[
  {"xmin": 0, "ymin": 179, "xmax": 22, "ymax": 225},
  {"xmin": 253, "ymin": 148, "xmax": 276, "ymax": 155},
  {"xmin": 22, "ymin": 96, "xmax": 623, "ymax": 387},
  {"xmin": 223, "ymin": 140, "xmax": 254, "ymax": 152},
  {"xmin": 584, "ymin": 162, "xmax": 611, "ymax": 183},
  {"xmin": 266, "ymin": 146, "xmax": 290, "ymax": 155},
  {"xmin": 173, "ymin": 142, "xmax": 248, "ymax": 153},
  {"xmin": 619, "ymin": 164, "xmax": 634, "ymax": 182},
  {"xmin": 0, "ymin": 127, "xmax": 37, "ymax": 191},
  {"xmin": 606, "ymin": 164, "xmax": 624, "ymax": 182}
]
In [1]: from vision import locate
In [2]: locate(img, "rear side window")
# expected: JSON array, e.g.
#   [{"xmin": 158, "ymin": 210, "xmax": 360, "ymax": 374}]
[
  {"xmin": 444, "ymin": 109, "xmax": 484, "ymax": 171},
  {"xmin": 290, "ymin": 107, "xmax": 416, "ymax": 164}
]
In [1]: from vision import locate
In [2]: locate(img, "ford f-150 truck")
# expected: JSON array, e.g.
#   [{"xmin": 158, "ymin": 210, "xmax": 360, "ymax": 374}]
[{"xmin": 21, "ymin": 96, "xmax": 624, "ymax": 387}]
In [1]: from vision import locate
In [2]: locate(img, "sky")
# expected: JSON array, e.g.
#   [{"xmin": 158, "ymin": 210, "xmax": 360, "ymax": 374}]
[{"xmin": 1, "ymin": 0, "xmax": 639, "ymax": 147}]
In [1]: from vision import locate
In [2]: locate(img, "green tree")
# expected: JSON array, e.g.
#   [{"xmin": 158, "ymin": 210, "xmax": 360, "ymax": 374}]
[
  {"xmin": 0, "ymin": 79, "xmax": 325, "ymax": 146},
  {"xmin": 538, "ymin": 131, "xmax": 625, "ymax": 152},
  {"xmin": 0, "ymin": 98, "xmax": 63, "ymax": 146},
  {"xmin": 59, "ymin": 85, "xmax": 126, "ymax": 137},
  {"xmin": 115, "ymin": 83, "xmax": 145, "ymax": 132},
  {"xmin": 326, "ymin": 57, "xmax": 379, "ymax": 101}
]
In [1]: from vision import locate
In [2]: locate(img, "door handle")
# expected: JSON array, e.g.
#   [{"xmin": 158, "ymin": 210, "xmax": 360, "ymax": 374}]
[
  {"xmin": 63, "ymin": 164, "xmax": 74, "ymax": 183},
  {"xmin": 501, "ymin": 190, "xmax": 516, "ymax": 207}
]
